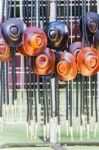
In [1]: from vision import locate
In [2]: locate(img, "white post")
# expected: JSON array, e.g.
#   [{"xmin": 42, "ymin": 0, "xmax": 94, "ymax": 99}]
[
  {"xmin": 34, "ymin": 0, "xmax": 39, "ymax": 140},
  {"xmin": 19, "ymin": 0, "xmax": 24, "ymax": 122},
  {"xmin": 49, "ymin": 0, "xmax": 57, "ymax": 144}
]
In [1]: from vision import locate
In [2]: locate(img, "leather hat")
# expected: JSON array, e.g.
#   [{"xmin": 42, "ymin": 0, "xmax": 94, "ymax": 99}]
[
  {"xmin": 57, "ymin": 51, "xmax": 77, "ymax": 81},
  {"xmin": 1, "ymin": 18, "xmax": 26, "ymax": 47},
  {"xmin": 69, "ymin": 41, "xmax": 82, "ymax": 59},
  {"xmin": 77, "ymin": 47, "xmax": 99, "ymax": 76},
  {"xmin": 93, "ymin": 29, "xmax": 99, "ymax": 50},
  {"xmin": 44, "ymin": 21, "xmax": 69, "ymax": 51},
  {"xmin": 0, "ymin": 38, "xmax": 12, "ymax": 61},
  {"xmin": 34, "ymin": 48, "xmax": 55, "ymax": 75},
  {"xmin": 23, "ymin": 27, "xmax": 47, "ymax": 56},
  {"xmin": 80, "ymin": 12, "xmax": 99, "ymax": 42},
  {"xmin": 17, "ymin": 45, "xmax": 27, "ymax": 56}
]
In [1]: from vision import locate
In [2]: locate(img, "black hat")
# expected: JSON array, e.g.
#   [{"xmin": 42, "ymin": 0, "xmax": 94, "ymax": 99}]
[{"xmin": 1, "ymin": 18, "xmax": 26, "ymax": 47}]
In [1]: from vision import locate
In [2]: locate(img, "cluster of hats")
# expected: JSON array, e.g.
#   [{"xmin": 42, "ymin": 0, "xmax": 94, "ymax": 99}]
[{"xmin": 0, "ymin": 12, "xmax": 99, "ymax": 81}]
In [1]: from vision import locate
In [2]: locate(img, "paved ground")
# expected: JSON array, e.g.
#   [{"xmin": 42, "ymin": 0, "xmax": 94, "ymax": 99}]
[
  {"xmin": 0, "ymin": 148, "xmax": 53, "ymax": 150},
  {"xmin": 64, "ymin": 146, "xmax": 99, "ymax": 150},
  {"xmin": 1, "ymin": 145, "xmax": 99, "ymax": 150},
  {"xmin": 51, "ymin": 144, "xmax": 66, "ymax": 150}
]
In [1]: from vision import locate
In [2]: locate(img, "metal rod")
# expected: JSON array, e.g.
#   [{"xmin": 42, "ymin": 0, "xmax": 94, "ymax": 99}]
[
  {"xmin": 23, "ymin": 0, "xmax": 30, "ymax": 136},
  {"xmin": 42, "ymin": 76, "xmax": 47, "ymax": 141},
  {"xmin": 64, "ymin": 0, "xmax": 69, "ymax": 136},
  {"xmin": 69, "ymin": 0, "xmax": 73, "ymax": 141},
  {"xmin": 11, "ymin": 0, "xmax": 17, "ymax": 117},
  {"xmin": 94, "ymin": 74, "xmax": 98, "ymax": 137}
]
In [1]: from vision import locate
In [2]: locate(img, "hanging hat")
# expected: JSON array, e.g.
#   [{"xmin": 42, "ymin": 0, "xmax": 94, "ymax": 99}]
[
  {"xmin": 69, "ymin": 42, "xmax": 82, "ymax": 59},
  {"xmin": 93, "ymin": 29, "xmax": 99, "ymax": 50},
  {"xmin": 57, "ymin": 51, "xmax": 77, "ymax": 81},
  {"xmin": 44, "ymin": 21, "xmax": 69, "ymax": 51},
  {"xmin": 0, "ymin": 38, "xmax": 12, "ymax": 61},
  {"xmin": 17, "ymin": 45, "xmax": 27, "ymax": 56},
  {"xmin": 1, "ymin": 18, "xmax": 26, "ymax": 47},
  {"xmin": 23, "ymin": 27, "xmax": 47, "ymax": 56},
  {"xmin": 80, "ymin": 12, "xmax": 99, "ymax": 42},
  {"xmin": 34, "ymin": 48, "xmax": 55, "ymax": 75},
  {"xmin": 77, "ymin": 47, "xmax": 99, "ymax": 76}
]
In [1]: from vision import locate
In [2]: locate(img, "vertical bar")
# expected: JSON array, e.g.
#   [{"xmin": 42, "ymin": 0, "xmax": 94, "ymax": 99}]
[
  {"xmin": 70, "ymin": 0, "xmax": 73, "ymax": 141},
  {"xmin": 49, "ymin": 0, "xmax": 57, "ymax": 144},
  {"xmin": 19, "ymin": 0, "xmax": 24, "ymax": 121}
]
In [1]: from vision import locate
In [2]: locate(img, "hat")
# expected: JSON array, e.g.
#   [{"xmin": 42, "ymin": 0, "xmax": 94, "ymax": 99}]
[
  {"xmin": 44, "ymin": 21, "xmax": 69, "ymax": 51},
  {"xmin": 80, "ymin": 12, "xmax": 99, "ymax": 42},
  {"xmin": 17, "ymin": 45, "xmax": 27, "ymax": 56},
  {"xmin": 57, "ymin": 51, "xmax": 77, "ymax": 81},
  {"xmin": 23, "ymin": 27, "xmax": 47, "ymax": 56},
  {"xmin": 34, "ymin": 48, "xmax": 55, "ymax": 75},
  {"xmin": 69, "ymin": 42, "xmax": 82, "ymax": 59},
  {"xmin": 0, "ymin": 38, "xmax": 12, "ymax": 62},
  {"xmin": 77, "ymin": 47, "xmax": 99, "ymax": 76},
  {"xmin": 93, "ymin": 29, "xmax": 99, "ymax": 50},
  {"xmin": 1, "ymin": 18, "xmax": 26, "ymax": 47}
]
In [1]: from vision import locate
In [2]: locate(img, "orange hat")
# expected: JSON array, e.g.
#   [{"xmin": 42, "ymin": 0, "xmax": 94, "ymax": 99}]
[
  {"xmin": 57, "ymin": 51, "xmax": 77, "ymax": 81},
  {"xmin": 0, "ymin": 38, "xmax": 11, "ymax": 62},
  {"xmin": 77, "ymin": 47, "xmax": 99, "ymax": 76},
  {"xmin": 17, "ymin": 45, "xmax": 27, "ymax": 56},
  {"xmin": 23, "ymin": 27, "xmax": 47, "ymax": 56},
  {"xmin": 34, "ymin": 48, "xmax": 55, "ymax": 75}
]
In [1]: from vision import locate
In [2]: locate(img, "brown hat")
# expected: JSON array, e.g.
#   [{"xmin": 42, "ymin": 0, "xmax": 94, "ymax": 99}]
[
  {"xmin": 0, "ymin": 38, "xmax": 12, "ymax": 62},
  {"xmin": 77, "ymin": 47, "xmax": 99, "ymax": 76},
  {"xmin": 69, "ymin": 42, "xmax": 82, "ymax": 60},
  {"xmin": 57, "ymin": 51, "xmax": 77, "ymax": 81},
  {"xmin": 34, "ymin": 48, "xmax": 55, "ymax": 75},
  {"xmin": 23, "ymin": 27, "xmax": 47, "ymax": 56},
  {"xmin": 17, "ymin": 45, "xmax": 27, "ymax": 56}
]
